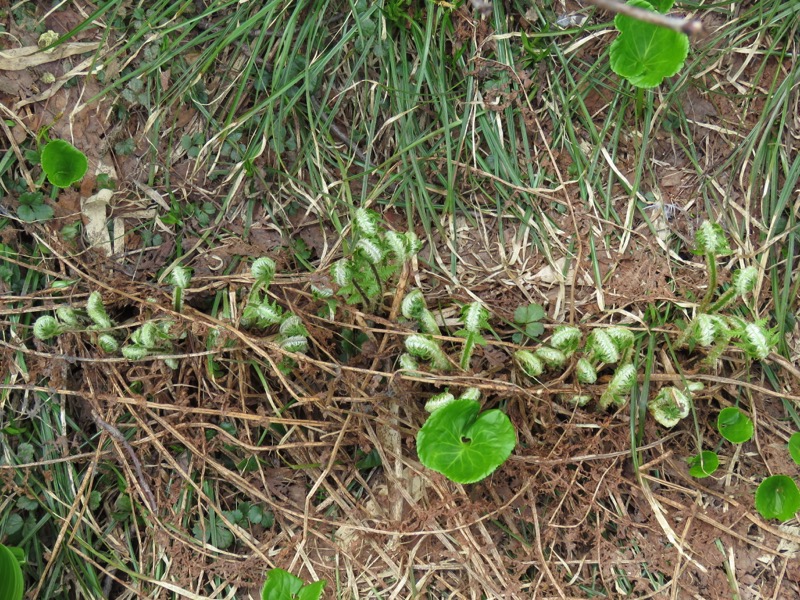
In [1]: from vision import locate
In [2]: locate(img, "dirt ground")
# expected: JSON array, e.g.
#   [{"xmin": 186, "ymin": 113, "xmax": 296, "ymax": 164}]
[{"xmin": 2, "ymin": 2, "xmax": 800, "ymax": 599}]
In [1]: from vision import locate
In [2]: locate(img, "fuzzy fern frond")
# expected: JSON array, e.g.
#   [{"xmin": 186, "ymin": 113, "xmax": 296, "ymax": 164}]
[
  {"xmin": 459, "ymin": 387, "xmax": 481, "ymax": 402},
  {"xmin": 587, "ymin": 329, "xmax": 620, "ymax": 364},
  {"xmin": 425, "ymin": 392, "xmax": 455, "ymax": 413},
  {"xmin": 398, "ymin": 353, "xmax": 419, "ymax": 371},
  {"xmin": 55, "ymin": 306, "xmax": 79, "ymax": 328},
  {"xmin": 648, "ymin": 386, "xmax": 691, "ymax": 428},
  {"xmin": 97, "ymin": 334, "xmax": 119, "ymax": 353},
  {"xmin": 607, "ymin": 363, "xmax": 636, "ymax": 397},
  {"xmin": 280, "ymin": 335, "xmax": 309, "ymax": 353},
  {"xmin": 401, "ymin": 289, "xmax": 427, "ymax": 319},
  {"xmin": 733, "ymin": 266, "xmax": 758, "ymax": 296},
  {"xmin": 33, "ymin": 315, "xmax": 62, "ymax": 341},
  {"xmin": 354, "ymin": 208, "xmax": 380, "ymax": 237},
  {"xmin": 87, "ymin": 291, "xmax": 112, "ymax": 329},
  {"xmin": 279, "ymin": 315, "xmax": 307, "ymax": 338},
  {"xmin": 404, "ymin": 335, "xmax": 450, "ymax": 370},
  {"xmin": 515, "ymin": 350, "xmax": 544, "ymax": 377},
  {"xmin": 693, "ymin": 221, "xmax": 731, "ymax": 257},
  {"xmin": 736, "ymin": 321, "xmax": 776, "ymax": 360},
  {"xmin": 534, "ymin": 346, "xmax": 567, "ymax": 368},
  {"xmin": 356, "ymin": 238, "xmax": 384, "ymax": 265},
  {"xmin": 169, "ymin": 265, "xmax": 192, "ymax": 289},
  {"xmin": 576, "ymin": 358, "xmax": 597, "ymax": 384},
  {"xmin": 251, "ymin": 257, "xmax": 276, "ymax": 286},
  {"xmin": 606, "ymin": 327, "xmax": 634, "ymax": 353},
  {"xmin": 331, "ymin": 259, "xmax": 351, "ymax": 287},
  {"xmin": 461, "ymin": 302, "xmax": 489, "ymax": 333},
  {"xmin": 122, "ymin": 345, "xmax": 150, "ymax": 360},
  {"xmin": 550, "ymin": 325, "xmax": 582, "ymax": 357}
]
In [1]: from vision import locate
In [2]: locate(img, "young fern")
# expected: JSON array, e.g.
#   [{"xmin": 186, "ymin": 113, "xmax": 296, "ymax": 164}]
[
  {"xmin": 405, "ymin": 334, "xmax": 450, "ymax": 371},
  {"xmin": 87, "ymin": 291, "xmax": 112, "ymax": 329},
  {"xmin": 169, "ymin": 265, "xmax": 192, "ymax": 313},
  {"xmin": 455, "ymin": 302, "xmax": 490, "ymax": 370},
  {"xmin": 401, "ymin": 289, "xmax": 440, "ymax": 335}
]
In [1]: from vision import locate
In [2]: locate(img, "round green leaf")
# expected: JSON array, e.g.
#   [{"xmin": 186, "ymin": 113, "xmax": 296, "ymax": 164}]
[
  {"xmin": 755, "ymin": 475, "xmax": 800, "ymax": 522},
  {"xmin": 789, "ymin": 432, "xmax": 800, "ymax": 466},
  {"xmin": 717, "ymin": 407, "xmax": 754, "ymax": 444},
  {"xmin": 0, "ymin": 543, "xmax": 24, "ymax": 600},
  {"xmin": 609, "ymin": 0, "xmax": 689, "ymax": 88},
  {"xmin": 416, "ymin": 399, "xmax": 516, "ymax": 484},
  {"xmin": 40, "ymin": 139, "xmax": 88, "ymax": 188},
  {"xmin": 687, "ymin": 451, "xmax": 719, "ymax": 478}
]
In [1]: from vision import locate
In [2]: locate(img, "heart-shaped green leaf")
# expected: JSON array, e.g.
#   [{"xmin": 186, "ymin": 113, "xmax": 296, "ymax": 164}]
[
  {"xmin": 687, "ymin": 451, "xmax": 719, "ymax": 478},
  {"xmin": 609, "ymin": 0, "xmax": 689, "ymax": 88},
  {"xmin": 40, "ymin": 139, "xmax": 88, "ymax": 188},
  {"xmin": 717, "ymin": 407, "xmax": 753, "ymax": 444},
  {"xmin": 789, "ymin": 432, "xmax": 800, "ymax": 466},
  {"xmin": 0, "ymin": 543, "xmax": 24, "ymax": 600},
  {"xmin": 755, "ymin": 475, "xmax": 800, "ymax": 521},
  {"xmin": 416, "ymin": 399, "xmax": 516, "ymax": 484},
  {"xmin": 261, "ymin": 568, "xmax": 325, "ymax": 600}
]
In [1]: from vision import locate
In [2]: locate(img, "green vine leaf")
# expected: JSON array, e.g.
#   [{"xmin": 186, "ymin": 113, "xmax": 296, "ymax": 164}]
[
  {"xmin": 416, "ymin": 399, "xmax": 516, "ymax": 484},
  {"xmin": 789, "ymin": 433, "xmax": 800, "ymax": 466},
  {"xmin": 609, "ymin": 0, "xmax": 689, "ymax": 88}
]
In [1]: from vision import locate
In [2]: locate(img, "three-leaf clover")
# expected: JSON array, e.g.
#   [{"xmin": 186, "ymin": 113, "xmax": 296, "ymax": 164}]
[
  {"xmin": 416, "ymin": 399, "xmax": 516, "ymax": 484},
  {"xmin": 261, "ymin": 568, "xmax": 326, "ymax": 600},
  {"xmin": 513, "ymin": 303, "xmax": 545, "ymax": 343},
  {"xmin": 609, "ymin": 0, "xmax": 690, "ymax": 88},
  {"xmin": 17, "ymin": 191, "xmax": 53, "ymax": 222}
]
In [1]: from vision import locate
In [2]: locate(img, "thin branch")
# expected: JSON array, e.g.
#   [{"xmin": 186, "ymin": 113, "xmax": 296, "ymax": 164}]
[
  {"xmin": 585, "ymin": 0, "xmax": 704, "ymax": 36},
  {"xmin": 93, "ymin": 410, "xmax": 158, "ymax": 513}
]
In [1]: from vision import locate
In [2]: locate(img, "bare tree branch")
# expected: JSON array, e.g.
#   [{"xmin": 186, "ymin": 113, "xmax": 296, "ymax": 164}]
[{"xmin": 585, "ymin": 0, "xmax": 704, "ymax": 36}]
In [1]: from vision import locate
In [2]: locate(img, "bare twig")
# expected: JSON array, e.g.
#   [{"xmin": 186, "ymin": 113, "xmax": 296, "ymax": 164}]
[
  {"xmin": 93, "ymin": 410, "xmax": 158, "ymax": 513},
  {"xmin": 585, "ymin": 0, "xmax": 704, "ymax": 36}
]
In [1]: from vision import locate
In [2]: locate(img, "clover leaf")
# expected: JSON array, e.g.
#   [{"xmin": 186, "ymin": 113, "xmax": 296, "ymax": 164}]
[
  {"xmin": 609, "ymin": 0, "xmax": 689, "ymax": 88},
  {"xmin": 40, "ymin": 139, "xmax": 88, "ymax": 188},
  {"xmin": 416, "ymin": 399, "xmax": 516, "ymax": 484},
  {"xmin": 261, "ymin": 568, "xmax": 325, "ymax": 600},
  {"xmin": 754, "ymin": 475, "xmax": 800, "ymax": 522}
]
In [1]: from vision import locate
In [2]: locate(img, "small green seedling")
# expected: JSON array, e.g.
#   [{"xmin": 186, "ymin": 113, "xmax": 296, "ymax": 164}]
[
  {"xmin": 168, "ymin": 265, "xmax": 192, "ymax": 313},
  {"xmin": 0, "ymin": 543, "xmax": 24, "ymax": 600},
  {"xmin": 41, "ymin": 139, "xmax": 88, "ymax": 188},
  {"xmin": 687, "ymin": 451, "xmax": 719, "ymax": 478},
  {"xmin": 261, "ymin": 568, "xmax": 326, "ymax": 600},
  {"xmin": 609, "ymin": 0, "xmax": 689, "ymax": 88},
  {"xmin": 717, "ymin": 407, "xmax": 754, "ymax": 444},
  {"xmin": 454, "ymin": 302, "xmax": 489, "ymax": 370},
  {"xmin": 332, "ymin": 208, "xmax": 420, "ymax": 309},
  {"xmin": 789, "ymin": 433, "xmax": 800, "ymax": 465},
  {"xmin": 402, "ymin": 288, "xmax": 440, "ymax": 335},
  {"xmin": 404, "ymin": 334, "xmax": 450, "ymax": 371},
  {"xmin": 512, "ymin": 303, "xmax": 545, "ymax": 343},
  {"xmin": 755, "ymin": 475, "xmax": 800, "ymax": 522},
  {"xmin": 416, "ymin": 398, "xmax": 516, "ymax": 484}
]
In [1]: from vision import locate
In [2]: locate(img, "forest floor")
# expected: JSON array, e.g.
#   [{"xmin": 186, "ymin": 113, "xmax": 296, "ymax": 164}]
[{"xmin": 1, "ymin": 1, "xmax": 799, "ymax": 598}]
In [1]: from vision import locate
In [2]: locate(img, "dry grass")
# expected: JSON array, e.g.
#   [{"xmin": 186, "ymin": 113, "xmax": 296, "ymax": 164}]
[{"xmin": 1, "ymin": 0, "xmax": 799, "ymax": 598}]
